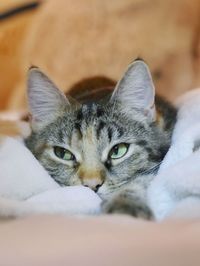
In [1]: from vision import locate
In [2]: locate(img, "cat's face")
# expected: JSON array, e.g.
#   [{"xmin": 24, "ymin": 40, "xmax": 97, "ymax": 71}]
[{"xmin": 25, "ymin": 60, "xmax": 171, "ymax": 199}]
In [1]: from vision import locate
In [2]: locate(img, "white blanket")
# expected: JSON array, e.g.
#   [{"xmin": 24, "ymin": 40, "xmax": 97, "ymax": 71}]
[
  {"xmin": 0, "ymin": 138, "xmax": 102, "ymax": 217},
  {"xmin": 148, "ymin": 89, "xmax": 200, "ymax": 220},
  {"xmin": 1, "ymin": 89, "xmax": 200, "ymax": 220}
]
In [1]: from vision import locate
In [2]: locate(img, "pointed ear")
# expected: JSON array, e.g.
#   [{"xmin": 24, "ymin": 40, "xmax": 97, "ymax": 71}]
[
  {"xmin": 27, "ymin": 67, "xmax": 69, "ymax": 130},
  {"xmin": 111, "ymin": 60, "xmax": 156, "ymax": 121}
]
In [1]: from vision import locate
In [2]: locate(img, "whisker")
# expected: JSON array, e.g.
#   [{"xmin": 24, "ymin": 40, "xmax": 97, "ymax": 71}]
[
  {"xmin": 99, "ymin": 162, "xmax": 163, "ymax": 198},
  {"xmin": 136, "ymin": 162, "xmax": 162, "ymax": 176},
  {"xmin": 106, "ymin": 180, "xmax": 130, "ymax": 190},
  {"xmin": 107, "ymin": 162, "xmax": 162, "ymax": 190}
]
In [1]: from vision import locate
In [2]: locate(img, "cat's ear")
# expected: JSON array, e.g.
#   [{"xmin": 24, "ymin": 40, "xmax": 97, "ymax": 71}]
[
  {"xmin": 110, "ymin": 60, "xmax": 156, "ymax": 121},
  {"xmin": 27, "ymin": 67, "xmax": 69, "ymax": 130}
]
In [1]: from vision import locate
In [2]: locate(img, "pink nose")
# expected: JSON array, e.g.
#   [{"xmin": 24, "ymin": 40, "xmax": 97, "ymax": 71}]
[{"xmin": 82, "ymin": 178, "xmax": 104, "ymax": 192}]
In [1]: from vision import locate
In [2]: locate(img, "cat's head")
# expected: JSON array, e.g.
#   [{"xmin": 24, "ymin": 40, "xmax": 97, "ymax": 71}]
[{"xmin": 25, "ymin": 60, "xmax": 174, "ymax": 198}]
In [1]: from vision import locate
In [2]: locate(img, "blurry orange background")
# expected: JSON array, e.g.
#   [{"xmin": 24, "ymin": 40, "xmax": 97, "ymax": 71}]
[{"xmin": 1, "ymin": 0, "xmax": 200, "ymax": 111}]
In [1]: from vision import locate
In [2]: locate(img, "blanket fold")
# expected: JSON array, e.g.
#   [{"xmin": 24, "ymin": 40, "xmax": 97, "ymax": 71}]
[
  {"xmin": 148, "ymin": 88, "xmax": 200, "ymax": 220},
  {"xmin": 0, "ymin": 137, "xmax": 102, "ymax": 217}
]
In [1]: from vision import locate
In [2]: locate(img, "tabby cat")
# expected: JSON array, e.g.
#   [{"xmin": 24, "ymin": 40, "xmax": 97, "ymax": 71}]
[{"xmin": 25, "ymin": 60, "xmax": 176, "ymax": 219}]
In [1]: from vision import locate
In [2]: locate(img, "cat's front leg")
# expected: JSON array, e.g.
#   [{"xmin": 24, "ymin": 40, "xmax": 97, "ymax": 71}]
[{"xmin": 101, "ymin": 189, "xmax": 153, "ymax": 220}]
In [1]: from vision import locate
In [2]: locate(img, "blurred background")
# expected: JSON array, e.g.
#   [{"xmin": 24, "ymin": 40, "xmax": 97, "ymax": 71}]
[{"xmin": 0, "ymin": 0, "xmax": 200, "ymax": 112}]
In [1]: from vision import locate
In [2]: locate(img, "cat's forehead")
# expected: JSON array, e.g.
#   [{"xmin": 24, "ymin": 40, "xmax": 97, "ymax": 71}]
[
  {"xmin": 61, "ymin": 102, "xmax": 146, "ymax": 142},
  {"xmin": 50, "ymin": 102, "xmax": 120, "ymax": 144},
  {"xmin": 73, "ymin": 102, "xmax": 120, "ymax": 141},
  {"xmin": 45, "ymin": 101, "xmax": 149, "ymax": 147},
  {"xmin": 76, "ymin": 102, "xmax": 107, "ymax": 121}
]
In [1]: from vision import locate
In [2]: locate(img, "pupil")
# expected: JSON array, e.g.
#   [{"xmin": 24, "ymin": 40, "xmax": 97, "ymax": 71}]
[
  {"xmin": 60, "ymin": 149, "xmax": 65, "ymax": 158},
  {"xmin": 55, "ymin": 147, "xmax": 65, "ymax": 158},
  {"xmin": 113, "ymin": 146, "xmax": 119, "ymax": 154}
]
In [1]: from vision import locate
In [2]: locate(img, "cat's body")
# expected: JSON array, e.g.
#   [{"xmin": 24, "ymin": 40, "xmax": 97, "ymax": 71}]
[{"xmin": 25, "ymin": 60, "xmax": 177, "ymax": 219}]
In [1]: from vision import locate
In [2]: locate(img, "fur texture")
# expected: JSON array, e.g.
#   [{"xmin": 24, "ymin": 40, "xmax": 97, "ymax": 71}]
[{"xmin": 25, "ymin": 60, "xmax": 177, "ymax": 219}]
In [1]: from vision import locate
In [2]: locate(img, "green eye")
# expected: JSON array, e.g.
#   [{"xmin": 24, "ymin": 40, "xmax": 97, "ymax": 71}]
[
  {"xmin": 109, "ymin": 143, "xmax": 129, "ymax": 160},
  {"xmin": 54, "ymin": 146, "xmax": 75, "ymax": 161}
]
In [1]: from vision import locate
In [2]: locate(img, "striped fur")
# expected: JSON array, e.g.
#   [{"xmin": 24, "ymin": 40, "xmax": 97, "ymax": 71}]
[{"xmin": 25, "ymin": 60, "xmax": 177, "ymax": 218}]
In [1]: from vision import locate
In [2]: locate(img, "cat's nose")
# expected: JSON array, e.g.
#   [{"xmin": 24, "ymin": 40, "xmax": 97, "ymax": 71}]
[{"xmin": 81, "ymin": 178, "xmax": 104, "ymax": 192}]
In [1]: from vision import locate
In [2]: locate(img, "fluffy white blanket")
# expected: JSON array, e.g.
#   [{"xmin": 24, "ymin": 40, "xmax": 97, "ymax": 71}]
[
  {"xmin": 0, "ymin": 138, "xmax": 102, "ymax": 217},
  {"xmin": 1, "ymin": 89, "xmax": 200, "ymax": 220},
  {"xmin": 148, "ymin": 89, "xmax": 200, "ymax": 220}
]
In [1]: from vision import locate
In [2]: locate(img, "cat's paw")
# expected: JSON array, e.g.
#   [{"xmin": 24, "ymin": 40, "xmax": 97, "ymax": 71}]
[{"xmin": 101, "ymin": 194, "xmax": 153, "ymax": 220}]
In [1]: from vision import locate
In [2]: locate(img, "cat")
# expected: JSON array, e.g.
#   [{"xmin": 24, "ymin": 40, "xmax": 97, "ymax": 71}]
[{"xmin": 25, "ymin": 59, "xmax": 177, "ymax": 219}]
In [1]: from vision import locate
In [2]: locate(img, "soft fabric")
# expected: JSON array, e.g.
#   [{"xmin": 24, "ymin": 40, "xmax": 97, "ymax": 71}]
[
  {"xmin": 0, "ymin": 187, "xmax": 102, "ymax": 217},
  {"xmin": 148, "ymin": 88, "xmax": 200, "ymax": 220},
  {"xmin": 0, "ymin": 137, "xmax": 102, "ymax": 217},
  {"xmin": 0, "ymin": 137, "xmax": 59, "ymax": 200}
]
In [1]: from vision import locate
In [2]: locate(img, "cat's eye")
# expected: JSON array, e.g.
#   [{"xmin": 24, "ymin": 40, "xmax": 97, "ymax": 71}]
[
  {"xmin": 54, "ymin": 146, "xmax": 75, "ymax": 161},
  {"xmin": 109, "ymin": 143, "xmax": 129, "ymax": 160}
]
